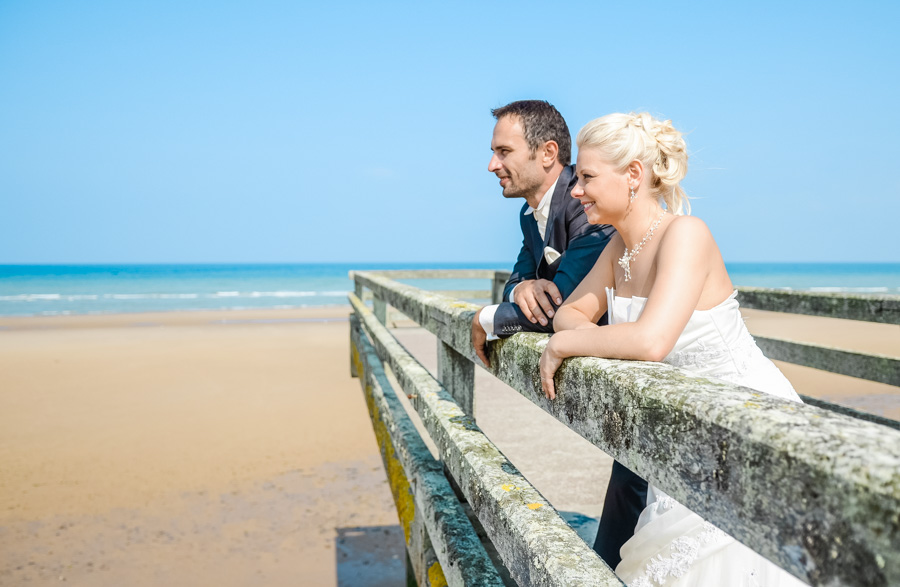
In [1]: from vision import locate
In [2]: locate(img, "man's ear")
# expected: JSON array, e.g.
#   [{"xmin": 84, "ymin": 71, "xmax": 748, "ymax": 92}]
[{"xmin": 541, "ymin": 141, "xmax": 559, "ymax": 168}]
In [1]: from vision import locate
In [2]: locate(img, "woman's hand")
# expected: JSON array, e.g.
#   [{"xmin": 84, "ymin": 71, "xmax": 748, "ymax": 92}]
[{"xmin": 539, "ymin": 336, "xmax": 566, "ymax": 400}]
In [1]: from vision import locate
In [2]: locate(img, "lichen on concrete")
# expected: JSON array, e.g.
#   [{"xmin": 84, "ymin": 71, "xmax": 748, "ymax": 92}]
[
  {"xmin": 350, "ymin": 313, "xmax": 504, "ymax": 586},
  {"xmin": 350, "ymin": 272, "xmax": 900, "ymax": 587},
  {"xmin": 350, "ymin": 292, "xmax": 623, "ymax": 586}
]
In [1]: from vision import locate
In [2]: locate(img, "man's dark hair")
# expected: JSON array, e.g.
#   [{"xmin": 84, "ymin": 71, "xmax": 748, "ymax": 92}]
[{"xmin": 491, "ymin": 100, "xmax": 571, "ymax": 166}]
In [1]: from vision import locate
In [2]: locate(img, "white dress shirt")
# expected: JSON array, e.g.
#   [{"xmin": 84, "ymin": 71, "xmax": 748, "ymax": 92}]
[{"xmin": 479, "ymin": 178, "xmax": 559, "ymax": 340}]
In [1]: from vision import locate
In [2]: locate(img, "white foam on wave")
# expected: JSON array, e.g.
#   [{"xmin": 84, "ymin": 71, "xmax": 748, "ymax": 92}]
[
  {"xmin": 103, "ymin": 293, "xmax": 200, "ymax": 300},
  {"xmin": 0, "ymin": 294, "xmax": 63, "ymax": 301},
  {"xmin": 1, "ymin": 290, "xmax": 353, "ymax": 302},
  {"xmin": 249, "ymin": 291, "xmax": 316, "ymax": 298},
  {"xmin": 808, "ymin": 286, "xmax": 891, "ymax": 293}
]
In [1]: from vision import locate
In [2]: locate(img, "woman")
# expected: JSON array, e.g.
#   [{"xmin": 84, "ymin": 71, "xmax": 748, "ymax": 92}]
[{"xmin": 538, "ymin": 113, "xmax": 807, "ymax": 586}]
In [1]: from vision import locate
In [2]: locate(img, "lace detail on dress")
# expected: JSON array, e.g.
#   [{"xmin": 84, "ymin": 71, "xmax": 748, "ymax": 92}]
[
  {"xmin": 665, "ymin": 331, "xmax": 758, "ymax": 376},
  {"xmin": 629, "ymin": 522, "xmax": 729, "ymax": 586}
]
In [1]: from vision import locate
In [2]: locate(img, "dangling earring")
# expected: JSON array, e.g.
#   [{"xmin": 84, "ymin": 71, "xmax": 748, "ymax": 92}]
[{"xmin": 629, "ymin": 186, "xmax": 636, "ymax": 203}]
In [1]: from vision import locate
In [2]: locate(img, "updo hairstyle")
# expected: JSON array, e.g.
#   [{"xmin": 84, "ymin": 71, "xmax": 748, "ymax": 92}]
[{"xmin": 576, "ymin": 112, "xmax": 690, "ymax": 215}]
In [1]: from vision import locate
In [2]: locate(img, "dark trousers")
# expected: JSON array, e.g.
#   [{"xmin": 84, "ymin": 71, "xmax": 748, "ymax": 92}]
[{"xmin": 593, "ymin": 461, "xmax": 649, "ymax": 569}]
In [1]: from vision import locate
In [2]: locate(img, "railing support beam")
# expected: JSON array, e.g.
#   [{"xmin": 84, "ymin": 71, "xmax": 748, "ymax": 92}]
[
  {"xmin": 374, "ymin": 296, "xmax": 387, "ymax": 325},
  {"xmin": 437, "ymin": 341, "xmax": 475, "ymax": 417},
  {"xmin": 491, "ymin": 273, "xmax": 508, "ymax": 304}
]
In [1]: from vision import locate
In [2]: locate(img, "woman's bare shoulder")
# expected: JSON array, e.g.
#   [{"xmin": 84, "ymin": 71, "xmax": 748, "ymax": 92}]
[
  {"xmin": 662, "ymin": 215, "xmax": 714, "ymax": 245},
  {"xmin": 668, "ymin": 214, "xmax": 710, "ymax": 232}
]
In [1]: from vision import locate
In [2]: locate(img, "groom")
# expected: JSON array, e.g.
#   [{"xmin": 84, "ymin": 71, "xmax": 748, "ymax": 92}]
[{"xmin": 470, "ymin": 99, "xmax": 647, "ymax": 568}]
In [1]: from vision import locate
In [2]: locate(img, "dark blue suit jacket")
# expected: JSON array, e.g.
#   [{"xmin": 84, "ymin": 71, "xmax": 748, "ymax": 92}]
[{"xmin": 493, "ymin": 165, "xmax": 615, "ymax": 336}]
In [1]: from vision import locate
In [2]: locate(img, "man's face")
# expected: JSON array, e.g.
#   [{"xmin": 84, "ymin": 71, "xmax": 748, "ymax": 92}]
[{"xmin": 488, "ymin": 115, "xmax": 545, "ymax": 200}]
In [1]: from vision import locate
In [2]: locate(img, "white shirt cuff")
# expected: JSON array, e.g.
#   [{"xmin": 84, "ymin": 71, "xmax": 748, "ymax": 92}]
[
  {"xmin": 507, "ymin": 283, "xmax": 518, "ymax": 303},
  {"xmin": 479, "ymin": 304, "xmax": 500, "ymax": 341}
]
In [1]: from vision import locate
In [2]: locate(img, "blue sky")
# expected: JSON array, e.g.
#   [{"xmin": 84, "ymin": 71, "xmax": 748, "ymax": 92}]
[{"xmin": 1, "ymin": 1, "xmax": 898, "ymax": 264}]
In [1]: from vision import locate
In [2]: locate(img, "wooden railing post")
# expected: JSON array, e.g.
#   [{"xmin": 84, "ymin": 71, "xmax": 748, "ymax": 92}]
[
  {"xmin": 491, "ymin": 272, "xmax": 508, "ymax": 304},
  {"xmin": 350, "ymin": 273, "xmax": 362, "ymax": 378},
  {"xmin": 437, "ymin": 341, "xmax": 475, "ymax": 417},
  {"xmin": 373, "ymin": 296, "xmax": 387, "ymax": 325}
]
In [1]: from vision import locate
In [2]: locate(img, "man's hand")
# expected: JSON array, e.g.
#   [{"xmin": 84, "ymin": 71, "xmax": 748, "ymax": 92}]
[
  {"xmin": 513, "ymin": 279, "xmax": 562, "ymax": 326},
  {"xmin": 471, "ymin": 309, "xmax": 491, "ymax": 368}
]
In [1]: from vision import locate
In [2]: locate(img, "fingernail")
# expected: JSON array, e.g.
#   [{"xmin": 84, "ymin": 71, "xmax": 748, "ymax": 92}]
[
  {"xmin": 530, "ymin": 317, "xmax": 537, "ymax": 323},
  {"xmin": 547, "ymin": 310, "xmax": 554, "ymax": 317},
  {"xmin": 556, "ymin": 297, "xmax": 562, "ymax": 304},
  {"xmin": 539, "ymin": 318, "xmax": 547, "ymax": 325}
]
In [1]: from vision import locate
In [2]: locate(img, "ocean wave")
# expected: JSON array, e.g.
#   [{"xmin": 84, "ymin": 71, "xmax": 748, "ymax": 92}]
[
  {"xmin": 247, "ymin": 290, "xmax": 349, "ymax": 298},
  {"xmin": 807, "ymin": 286, "xmax": 892, "ymax": 293},
  {"xmin": 0, "ymin": 293, "xmax": 98, "ymax": 301},
  {"xmin": 1, "ymin": 290, "xmax": 352, "ymax": 302},
  {"xmin": 0, "ymin": 294, "xmax": 63, "ymax": 301}
]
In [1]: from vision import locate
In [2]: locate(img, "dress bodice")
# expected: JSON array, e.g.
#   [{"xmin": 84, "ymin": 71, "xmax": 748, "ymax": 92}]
[{"xmin": 605, "ymin": 287, "xmax": 800, "ymax": 402}]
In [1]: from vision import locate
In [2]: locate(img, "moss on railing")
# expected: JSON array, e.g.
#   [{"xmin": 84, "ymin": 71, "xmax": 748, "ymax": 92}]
[
  {"xmin": 351, "ymin": 314, "xmax": 504, "ymax": 586},
  {"xmin": 351, "ymin": 293, "xmax": 622, "ymax": 586},
  {"xmin": 352, "ymin": 270, "xmax": 900, "ymax": 587}
]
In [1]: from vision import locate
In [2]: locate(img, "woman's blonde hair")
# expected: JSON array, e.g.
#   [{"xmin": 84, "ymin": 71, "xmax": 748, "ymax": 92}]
[{"xmin": 576, "ymin": 112, "xmax": 690, "ymax": 215}]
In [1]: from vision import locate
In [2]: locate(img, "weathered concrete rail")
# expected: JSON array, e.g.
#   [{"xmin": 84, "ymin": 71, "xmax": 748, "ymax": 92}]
[
  {"xmin": 350, "ymin": 293, "xmax": 623, "ymax": 586},
  {"xmin": 350, "ymin": 313, "xmax": 505, "ymax": 586},
  {"xmin": 737, "ymin": 286, "xmax": 900, "ymax": 325},
  {"xmin": 754, "ymin": 335, "xmax": 899, "ymax": 387},
  {"xmin": 351, "ymin": 270, "xmax": 900, "ymax": 587},
  {"xmin": 353, "ymin": 269, "xmax": 512, "ymax": 306},
  {"xmin": 359, "ymin": 270, "xmax": 899, "ymax": 407}
]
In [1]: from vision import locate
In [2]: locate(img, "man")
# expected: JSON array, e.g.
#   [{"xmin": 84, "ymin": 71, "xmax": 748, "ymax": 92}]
[
  {"xmin": 471, "ymin": 100, "xmax": 613, "ymax": 355},
  {"xmin": 470, "ymin": 99, "xmax": 647, "ymax": 569}
]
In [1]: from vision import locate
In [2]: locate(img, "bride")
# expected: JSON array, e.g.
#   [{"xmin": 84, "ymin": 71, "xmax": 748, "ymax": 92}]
[{"xmin": 538, "ymin": 112, "xmax": 807, "ymax": 586}]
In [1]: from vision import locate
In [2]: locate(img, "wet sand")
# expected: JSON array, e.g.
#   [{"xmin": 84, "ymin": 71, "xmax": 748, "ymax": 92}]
[
  {"xmin": 0, "ymin": 307, "xmax": 405, "ymax": 586},
  {"xmin": 0, "ymin": 305, "xmax": 896, "ymax": 585}
]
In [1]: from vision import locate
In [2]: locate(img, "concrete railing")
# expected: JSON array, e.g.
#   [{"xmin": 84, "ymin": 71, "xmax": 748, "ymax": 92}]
[
  {"xmin": 361, "ymin": 269, "xmax": 900, "ymax": 429},
  {"xmin": 348, "ymin": 269, "xmax": 900, "ymax": 586}
]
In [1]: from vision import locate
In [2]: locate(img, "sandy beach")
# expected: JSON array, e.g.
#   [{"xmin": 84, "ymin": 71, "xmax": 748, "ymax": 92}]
[
  {"xmin": 0, "ymin": 307, "xmax": 405, "ymax": 586},
  {"xmin": 0, "ymin": 305, "xmax": 897, "ymax": 585}
]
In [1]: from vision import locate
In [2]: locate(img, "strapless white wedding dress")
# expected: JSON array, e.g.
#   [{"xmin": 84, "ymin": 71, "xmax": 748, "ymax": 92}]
[{"xmin": 606, "ymin": 288, "xmax": 807, "ymax": 587}]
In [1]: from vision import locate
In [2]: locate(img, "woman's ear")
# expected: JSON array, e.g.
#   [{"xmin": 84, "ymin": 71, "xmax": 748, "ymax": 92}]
[{"xmin": 628, "ymin": 160, "xmax": 644, "ymax": 187}]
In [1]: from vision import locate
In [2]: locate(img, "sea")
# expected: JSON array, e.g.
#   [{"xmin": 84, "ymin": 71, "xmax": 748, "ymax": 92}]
[{"xmin": 1, "ymin": 263, "xmax": 898, "ymax": 317}]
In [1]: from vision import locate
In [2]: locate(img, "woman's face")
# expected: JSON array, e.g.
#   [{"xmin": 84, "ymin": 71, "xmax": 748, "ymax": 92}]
[{"xmin": 571, "ymin": 147, "xmax": 629, "ymax": 225}]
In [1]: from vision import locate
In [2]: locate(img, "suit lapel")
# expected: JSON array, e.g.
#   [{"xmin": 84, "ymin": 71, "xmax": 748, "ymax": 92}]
[
  {"xmin": 527, "ymin": 208, "xmax": 543, "ymax": 268},
  {"xmin": 541, "ymin": 165, "xmax": 575, "ymax": 266}
]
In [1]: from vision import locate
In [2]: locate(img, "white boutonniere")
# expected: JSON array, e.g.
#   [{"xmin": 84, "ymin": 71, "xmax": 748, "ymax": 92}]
[{"xmin": 543, "ymin": 246, "xmax": 561, "ymax": 265}]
